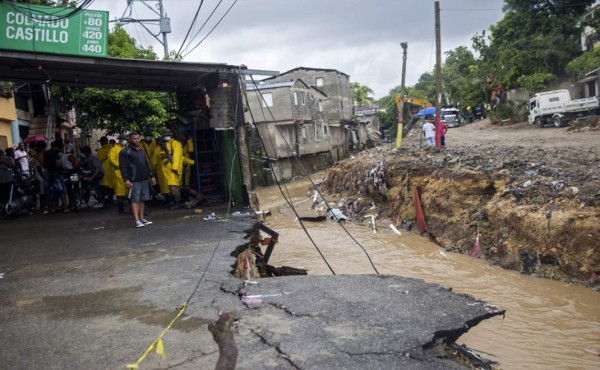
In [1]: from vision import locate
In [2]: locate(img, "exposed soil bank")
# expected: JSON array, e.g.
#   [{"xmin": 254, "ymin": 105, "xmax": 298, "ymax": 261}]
[{"xmin": 324, "ymin": 119, "xmax": 600, "ymax": 285}]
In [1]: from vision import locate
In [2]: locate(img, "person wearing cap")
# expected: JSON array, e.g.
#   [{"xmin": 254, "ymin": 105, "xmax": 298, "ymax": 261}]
[
  {"xmin": 158, "ymin": 129, "xmax": 184, "ymax": 210},
  {"xmin": 109, "ymin": 134, "xmax": 128, "ymax": 213},
  {"xmin": 119, "ymin": 132, "xmax": 156, "ymax": 228},
  {"xmin": 97, "ymin": 136, "xmax": 113, "ymax": 204}
]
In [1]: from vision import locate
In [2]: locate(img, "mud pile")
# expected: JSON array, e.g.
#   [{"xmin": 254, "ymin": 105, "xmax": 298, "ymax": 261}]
[{"xmin": 324, "ymin": 138, "xmax": 600, "ymax": 285}]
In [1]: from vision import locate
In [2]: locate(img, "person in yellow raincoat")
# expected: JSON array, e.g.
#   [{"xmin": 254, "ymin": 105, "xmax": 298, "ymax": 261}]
[
  {"xmin": 180, "ymin": 134, "xmax": 204, "ymax": 209},
  {"xmin": 109, "ymin": 134, "xmax": 128, "ymax": 213},
  {"xmin": 96, "ymin": 136, "xmax": 113, "ymax": 204},
  {"xmin": 140, "ymin": 130, "xmax": 157, "ymax": 168},
  {"xmin": 151, "ymin": 137, "xmax": 169, "ymax": 197},
  {"xmin": 157, "ymin": 129, "xmax": 183, "ymax": 210}
]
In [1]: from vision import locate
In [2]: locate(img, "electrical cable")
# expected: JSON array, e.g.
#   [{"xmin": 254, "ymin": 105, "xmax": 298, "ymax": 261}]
[
  {"xmin": 182, "ymin": 0, "xmax": 238, "ymax": 58},
  {"xmin": 175, "ymin": 0, "xmax": 204, "ymax": 59},
  {"xmin": 179, "ymin": 0, "xmax": 223, "ymax": 57},
  {"xmin": 247, "ymin": 75, "xmax": 380, "ymax": 275},
  {"xmin": 241, "ymin": 76, "xmax": 336, "ymax": 276},
  {"xmin": 0, "ymin": 0, "xmax": 95, "ymax": 21}
]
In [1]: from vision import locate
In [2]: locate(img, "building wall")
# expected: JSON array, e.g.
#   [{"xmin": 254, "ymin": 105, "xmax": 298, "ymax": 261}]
[
  {"xmin": 0, "ymin": 96, "xmax": 16, "ymax": 148},
  {"xmin": 266, "ymin": 68, "xmax": 352, "ymax": 122}
]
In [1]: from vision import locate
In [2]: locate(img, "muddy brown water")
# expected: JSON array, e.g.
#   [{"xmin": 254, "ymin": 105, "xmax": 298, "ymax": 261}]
[{"xmin": 256, "ymin": 179, "xmax": 600, "ymax": 370}]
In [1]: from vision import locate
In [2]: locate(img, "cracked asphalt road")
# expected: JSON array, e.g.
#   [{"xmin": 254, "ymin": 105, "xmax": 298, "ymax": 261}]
[{"xmin": 0, "ymin": 203, "xmax": 504, "ymax": 369}]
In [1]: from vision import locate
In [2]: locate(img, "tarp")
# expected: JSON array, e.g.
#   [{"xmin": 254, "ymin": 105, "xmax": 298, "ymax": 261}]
[{"xmin": 416, "ymin": 107, "xmax": 436, "ymax": 118}]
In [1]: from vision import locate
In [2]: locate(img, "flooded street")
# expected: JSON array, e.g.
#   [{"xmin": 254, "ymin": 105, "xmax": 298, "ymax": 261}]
[{"xmin": 256, "ymin": 179, "xmax": 600, "ymax": 369}]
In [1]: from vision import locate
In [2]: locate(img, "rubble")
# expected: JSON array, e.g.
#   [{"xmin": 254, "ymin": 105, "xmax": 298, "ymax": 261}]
[{"xmin": 324, "ymin": 130, "xmax": 600, "ymax": 285}]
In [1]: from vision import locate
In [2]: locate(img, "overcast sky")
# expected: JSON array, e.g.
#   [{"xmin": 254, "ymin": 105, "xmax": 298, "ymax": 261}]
[{"xmin": 93, "ymin": 0, "xmax": 506, "ymax": 99}]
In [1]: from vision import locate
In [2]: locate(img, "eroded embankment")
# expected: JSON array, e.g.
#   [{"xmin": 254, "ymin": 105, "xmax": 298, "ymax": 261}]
[{"xmin": 325, "ymin": 145, "xmax": 600, "ymax": 284}]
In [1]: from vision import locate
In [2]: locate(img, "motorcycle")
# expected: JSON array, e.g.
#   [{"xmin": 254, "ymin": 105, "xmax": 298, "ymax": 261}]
[{"xmin": 4, "ymin": 174, "xmax": 36, "ymax": 217}]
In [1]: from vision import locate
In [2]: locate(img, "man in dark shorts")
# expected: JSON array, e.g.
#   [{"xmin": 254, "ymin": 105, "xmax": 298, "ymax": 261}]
[{"xmin": 119, "ymin": 132, "xmax": 157, "ymax": 228}]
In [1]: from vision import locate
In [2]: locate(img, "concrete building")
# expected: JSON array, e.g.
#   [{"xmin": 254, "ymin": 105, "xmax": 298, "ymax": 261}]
[{"xmin": 246, "ymin": 67, "xmax": 353, "ymax": 184}]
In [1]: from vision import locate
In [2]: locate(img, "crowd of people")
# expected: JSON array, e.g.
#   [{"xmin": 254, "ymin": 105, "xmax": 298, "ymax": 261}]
[{"xmin": 0, "ymin": 128, "xmax": 204, "ymax": 227}]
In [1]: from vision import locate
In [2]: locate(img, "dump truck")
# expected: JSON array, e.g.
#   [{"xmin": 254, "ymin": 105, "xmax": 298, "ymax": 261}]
[{"xmin": 528, "ymin": 89, "xmax": 600, "ymax": 127}]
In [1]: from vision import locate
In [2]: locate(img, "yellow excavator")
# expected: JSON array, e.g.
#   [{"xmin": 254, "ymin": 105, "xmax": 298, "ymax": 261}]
[
  {"xmin": 395, "ymin": 95, "xmax": 433, "ymax": 140},
  {"xmin": 395, "ymin": 95, "xmax": 433, "ymax": 110}
]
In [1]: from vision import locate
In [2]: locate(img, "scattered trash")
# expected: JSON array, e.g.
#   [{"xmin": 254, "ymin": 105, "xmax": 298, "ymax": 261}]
[
  {"xmin": 384, "ymin": 229, "xmax": 390, "ymax": 234},
  {"xmin": 0, "ymin": 272, "xmax": 4, "ymax": 279},
  {"xmin": 203, "ymin": 212, "xmax": 217, "ymax": 221},
  {"xmin": 297, "ymin": 215, "xmax": 327, "ymax": 222},
  {"xmin": 194, "ymin": 208, "xmax": 203, "ymax": 214},
  {"xmin": 439, "ymin": 251, "xmax": 448, "ymax": 259},
  {"xmin": 364, "ymin": 214, "xmax": 377, "ymax": 233},
  {"xmin": 328, "ymin": 208, "xmax": 348, "ymax": 221},
  {"xmin": 254, "ymin": 209, "xmax": 271, "ymax": 219},
  {"xmin": 93, "ymin": 226, "xmax": 105, "ymax": 230},
  {"xmin": 470, "ymin": 226, "xmax": 480, "ymax": 257},
  {"xmin": 243, "ymin": 280, "xmax": 259, "ymax": 287},
  {"xmin": 244, "ymin": 293, "xmax": 291, "ymax": 299},
  {"xmin": 584, "ymin": 348, "xmax": 600, "ymax": 356},
  {"xmin": 241, "ymin": 297, "xmax": 262, "ymax": 305},
  {"xmin": 389, "ymin": 224, "xmax": 402, "ymax": 236},
  {"xmin": 232, "ymin": 211, "xmax": 255, "ymax": 219},
  {"xmin": 523, "ymin": 180, "xmax": 532, "ymax": 188}
]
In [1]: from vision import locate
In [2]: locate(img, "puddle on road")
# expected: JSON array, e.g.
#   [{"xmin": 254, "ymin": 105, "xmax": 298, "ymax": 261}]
[
  {"xmin": 14, "ymin": 286, "xmax": 209, "ymax": 333},
  {"xmin": 257, "ymin": 179, "xmax": 600, "ymax": 370}
]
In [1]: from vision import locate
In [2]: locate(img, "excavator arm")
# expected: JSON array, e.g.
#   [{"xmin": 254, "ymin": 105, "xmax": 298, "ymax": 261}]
[{"xmin": 395, "ymin": 95, "xmax": 433, "ymax": 110}]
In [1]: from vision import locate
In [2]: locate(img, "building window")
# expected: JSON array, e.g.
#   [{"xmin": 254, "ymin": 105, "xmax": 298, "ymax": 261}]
[
  {"xmin": 316, "ymin": 121, "xmax": 324, "ymax": 141},
  {"xmin": 301, "ymin": 126, "xmax": 307, "ymax": 143},
  {"xmin": 315, "ymin": 77, "xmax": 324, "ymax": 87},
  {"xmin": 261, "ymin": 92, "xmax": 273, "ymax": 107},
  {"xmin": 300, "ymin": 92, "xmax": 305, "ymax": 105},
  {"xmin": 293, "ymin": 91, "xmax": 299, "ymax": 105},
  {"xmin": 323, "ymin": 121, "xmax": 329, "ymax": 136}
]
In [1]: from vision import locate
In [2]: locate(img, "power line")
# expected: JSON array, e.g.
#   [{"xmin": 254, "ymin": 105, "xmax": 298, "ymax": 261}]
[
  {"xmin": 175, "ymin": 0, "xmax": 204, "ymax": 59},
  {"xmin": 179, "ymin": 0, "xmax": 224, "ymax": 57},
  {"xmin": 241, "ymin": 76, "xmax": 337, "ymax": 276},
  {"xmin": 246, "ymin": 75, "xmax": 380, "ymax": 275},
  {"xmin": 182, "ymin": 0, "xmax": 238, "ymax": 58}
]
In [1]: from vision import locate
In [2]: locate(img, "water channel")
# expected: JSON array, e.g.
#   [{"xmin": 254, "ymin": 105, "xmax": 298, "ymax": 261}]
[{"xmin": 255, "ymin": 179, "xmax": 600, "ymax": 370}]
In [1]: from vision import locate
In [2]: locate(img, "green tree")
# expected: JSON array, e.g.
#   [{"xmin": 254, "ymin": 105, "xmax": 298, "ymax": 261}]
[
  {"xmin": 475, "ymin": 0, "xmax": 594, "ymax": 90},
  {"xmin": 567, "ymin": 47, "xmax": 600, "ymax": 79},
  {"xmin": 350, "ymin": 82, "xmax": 375, "ymax": 106},
  {"xmin": 62, "ymin": 25, "xmax": 168, "ymax": 133},
  {"xmin": 442, "ymin": 46, "xmax": 484, "ymax": 106}
]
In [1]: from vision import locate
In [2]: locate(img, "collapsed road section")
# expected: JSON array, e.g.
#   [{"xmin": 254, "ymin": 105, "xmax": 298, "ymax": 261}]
[{"xmin": 0, "ymin": 207, "xmax": 504, "ymax": 369}]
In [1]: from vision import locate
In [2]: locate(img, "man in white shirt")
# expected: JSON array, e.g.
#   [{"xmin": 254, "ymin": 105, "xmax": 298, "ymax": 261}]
[
  {"xmin": 14, "ymin": 142, "xmax": 29, "ymax": 177},
  {"xmin": 422, "ymin": 118, "xmax": 436, "ymax": 147}
]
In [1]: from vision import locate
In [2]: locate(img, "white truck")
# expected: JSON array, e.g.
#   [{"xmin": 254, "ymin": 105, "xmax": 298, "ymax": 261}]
[{"xmin": 528, "ymin": 89, "xmax": 600, "ymax": 127}]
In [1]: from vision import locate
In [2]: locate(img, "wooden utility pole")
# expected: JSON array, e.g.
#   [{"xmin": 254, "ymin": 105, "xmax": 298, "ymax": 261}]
[
  {"xmin": 434, "ymin": 1, "xmax": 442, "ymax": 149},
  {"xmin": 396, "ymin": 42, "xmax": 408, "ymax": 149}
]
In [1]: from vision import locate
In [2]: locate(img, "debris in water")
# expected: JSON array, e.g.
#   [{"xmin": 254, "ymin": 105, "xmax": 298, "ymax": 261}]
[
  {"xmin": 328, "ymin": 208, "xmax": 348, "ymax": 221},
  {"xmin": 389, "ymin": 224, "xmax": 402, "ymax": 235}
]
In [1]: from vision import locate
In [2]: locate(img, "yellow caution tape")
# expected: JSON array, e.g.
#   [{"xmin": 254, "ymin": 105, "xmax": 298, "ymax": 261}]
[{"xmin": 125, "ymin": 302, "xmax": 188, "ymax": 369}]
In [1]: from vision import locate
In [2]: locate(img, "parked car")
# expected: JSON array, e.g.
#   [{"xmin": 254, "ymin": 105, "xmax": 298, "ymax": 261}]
[{"xmin": 441, "ymin": 108, "xmax": 461, "ymax": 127}]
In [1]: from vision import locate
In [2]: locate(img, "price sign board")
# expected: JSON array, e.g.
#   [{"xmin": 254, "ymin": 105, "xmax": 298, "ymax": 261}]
[{"xmin": 0, "ymin": 3, "xmax": 108, "ymax": 57}]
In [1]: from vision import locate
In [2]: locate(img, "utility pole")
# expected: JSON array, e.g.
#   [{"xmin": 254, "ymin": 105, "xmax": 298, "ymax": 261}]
[
  {"xmin": 396, "ymin": 42, "xmax": 408, "ymax": 149},
  {"xmin": 117, "ymin": 0, "xmax": 171, "ymax": 58},
  {"xmin": 434, "ymin": 1, "xmax": 442, "ymax": 149}
]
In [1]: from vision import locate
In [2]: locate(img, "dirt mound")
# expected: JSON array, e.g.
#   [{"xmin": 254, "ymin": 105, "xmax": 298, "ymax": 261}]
[{"xmin": 323, "ymin": 125, "xmax": 600, "ymax": 285}]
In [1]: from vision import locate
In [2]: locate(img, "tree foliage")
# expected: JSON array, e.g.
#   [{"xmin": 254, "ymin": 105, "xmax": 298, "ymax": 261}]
[
  {"xmin": 62, "ymin": 25, "xmax": 169, "ymax": 133},
  {"xmin": 567, "ymin": 47, "xmax": 600, "ymax": 79},
  {"xmin": 475, "ymin": 0, "xmax": 594, "ymax": 89},
  {"xmin": 350, "ymin": 82, "xmax": 375, "ymax": 106}
]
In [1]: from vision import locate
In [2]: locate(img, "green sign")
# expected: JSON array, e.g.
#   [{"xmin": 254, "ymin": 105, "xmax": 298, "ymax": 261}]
[{"xmin": 0, "ymin": 3, "xmax": 108, "ymax": 57}]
